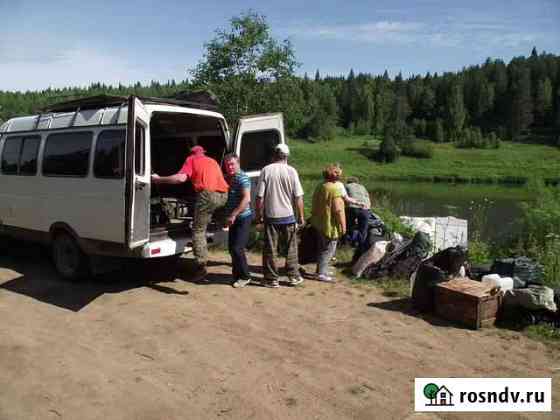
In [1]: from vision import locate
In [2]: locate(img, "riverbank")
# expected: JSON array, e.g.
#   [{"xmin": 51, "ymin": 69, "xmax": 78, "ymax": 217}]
[{"xmin": 289, "ymin": 135, "xmax": 560, "ymax": 186}]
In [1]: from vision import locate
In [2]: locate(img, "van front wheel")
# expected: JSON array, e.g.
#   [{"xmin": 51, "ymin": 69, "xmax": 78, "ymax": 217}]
[{"xmin": 51, "ymin": 233, "xmax": 90, "ymax": 281}]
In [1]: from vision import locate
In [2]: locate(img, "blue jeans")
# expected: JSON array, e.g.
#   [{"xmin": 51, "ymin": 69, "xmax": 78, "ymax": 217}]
[
  {"xmin": 348, "ymin": 207, "xmax": 369, "ymax": 247},
  {"xmin": 228, "ymin": 214, "xmax": 253, "ymax": 280}
]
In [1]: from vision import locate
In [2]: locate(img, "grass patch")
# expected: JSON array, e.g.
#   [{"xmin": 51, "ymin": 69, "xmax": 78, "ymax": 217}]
[
  {"xmin": 289, "ymin": 135, "xmax": 560, "ymax": 188},
  {"xmin": 524, "ymin": 325, "xmax": 560, "ymax": 352},
  {"xmin": 349, "ymin": 275, "xmax": 410, "ymax": 298},
  {"xmin": 525, "ymin": 324, "xmax": 560, "ymax": 342}
]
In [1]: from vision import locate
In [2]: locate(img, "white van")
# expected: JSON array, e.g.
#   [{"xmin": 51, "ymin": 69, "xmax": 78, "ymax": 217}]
[{"xmin": 0, "ymin": 95, "xmax": 285, "ymax": 279}]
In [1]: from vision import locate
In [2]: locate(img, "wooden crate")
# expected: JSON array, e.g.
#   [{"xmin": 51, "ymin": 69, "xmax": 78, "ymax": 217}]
[{"xmin": 434, "ymin": 278, "xmax": 502, "ymax": 329}]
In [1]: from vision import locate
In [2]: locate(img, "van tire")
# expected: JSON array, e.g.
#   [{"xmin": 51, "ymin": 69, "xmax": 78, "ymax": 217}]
[{"xmin": 51, "ymin": 232, "xmax": 90, "ymax": 281}]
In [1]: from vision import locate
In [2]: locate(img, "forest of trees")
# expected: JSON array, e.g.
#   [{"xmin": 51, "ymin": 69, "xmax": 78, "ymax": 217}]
[{"xmin": 1, "ymin": 13, "xmax": 559, "ymax": 150}]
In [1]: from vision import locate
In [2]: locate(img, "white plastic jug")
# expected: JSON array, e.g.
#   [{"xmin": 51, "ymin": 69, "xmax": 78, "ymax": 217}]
[{"xmin": 482, "ymin": 274, "xmax": 513, "ymax": 291}]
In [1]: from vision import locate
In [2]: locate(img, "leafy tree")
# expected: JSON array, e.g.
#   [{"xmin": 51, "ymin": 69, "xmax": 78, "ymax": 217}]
[{"xmin": 190, "ymin": 11, "xmax": 298, "ymax": 122}]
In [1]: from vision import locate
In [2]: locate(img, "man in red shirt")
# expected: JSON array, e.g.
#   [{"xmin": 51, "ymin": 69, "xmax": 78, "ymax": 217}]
[{"xmin": 152, "ymin": 145, "xmax": 228, "ymax": 280}]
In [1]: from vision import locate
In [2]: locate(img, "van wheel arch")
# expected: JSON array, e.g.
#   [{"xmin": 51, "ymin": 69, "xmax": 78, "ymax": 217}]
[{"xmin": 49, "ymin": 223, "xmax": 90, "ymax": 281}]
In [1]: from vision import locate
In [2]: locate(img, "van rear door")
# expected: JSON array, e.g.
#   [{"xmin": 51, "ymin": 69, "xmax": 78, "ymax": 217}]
[
  {"xmin": 233, "ymin": 113, "xmax": 285, "ymax": 179},
  {"xmin": 126, "ymin": 96, "xmax": 150, "ymax": 249}
]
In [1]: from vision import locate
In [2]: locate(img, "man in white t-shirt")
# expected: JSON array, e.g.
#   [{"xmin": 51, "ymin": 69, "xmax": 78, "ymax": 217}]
[{"xmin": 255, "ymin": 144, "xmax": 305, "ymax": 288}]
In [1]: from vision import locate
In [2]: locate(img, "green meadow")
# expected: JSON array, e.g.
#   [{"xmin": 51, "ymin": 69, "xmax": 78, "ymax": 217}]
[{"xmin": 289, "ymin": 135, "xmax": 560, "ymax": 187}]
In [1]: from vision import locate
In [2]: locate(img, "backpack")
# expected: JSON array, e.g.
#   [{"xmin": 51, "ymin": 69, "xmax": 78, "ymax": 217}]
[
  {"xmin": 491, "ymin": 256, "xmax": 544, "ymax": 285},
  {"xmin": 298, "ymin": 224, "xmax": 319, "ymax": 264}
]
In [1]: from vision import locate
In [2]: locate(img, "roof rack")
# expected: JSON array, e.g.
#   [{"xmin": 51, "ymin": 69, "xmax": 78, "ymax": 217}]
[
  {"xmin": 42, "ymin": 95, "xmax": 129, "ymax": 113},
  {"xmin": 42, "ymin": 92, "xmax": 219, "ymax": 113}
]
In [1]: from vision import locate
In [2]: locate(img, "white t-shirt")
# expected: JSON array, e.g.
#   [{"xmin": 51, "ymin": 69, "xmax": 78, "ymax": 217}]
[{"xmin": 256, "ymin": 162, "xmax": 304, "ymax": 221}]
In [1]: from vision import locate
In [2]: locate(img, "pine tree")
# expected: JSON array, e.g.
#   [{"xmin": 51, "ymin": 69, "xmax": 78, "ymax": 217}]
[
  {"xmin": 392, "ymin": 73, "xmax": 411, "ymax": 128},
  {"xmin": 341, "ymin": 69, "xmax": 359, "ymax": 128},
  {"xmin": 419, "ymin": 86, "xmax": 436, "ymax": 119},
  {"xmin": 433, "ymin": 119, "xmax": 445, "ymax": 143},
  {"xmin": 378, "ymin": 131, "xmax": 399, "ymax": 163},
  {"xmin": 446, "ymin": 82, "xmax": 466, "ymax": 139},
  {"xmin": 509, "ymin": 65, "xmax": 533, "ymax": 139},
  {"xmin": 534, "ymin": 77, "xmax": 553, "ymax": 126},
  {"xmin": 360, "ymin": 87, "xmax": 375, "ymax": 133}
]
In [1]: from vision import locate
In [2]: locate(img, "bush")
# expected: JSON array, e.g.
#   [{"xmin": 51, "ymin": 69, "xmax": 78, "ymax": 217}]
[
  {"xmin": 517, "ymin": 181, "xmax": 560, "ymax": 287},
  {"xmin": 431, "ymin": 119, "xmax": 445, "ymax": 143},
  {"xmin": 377, "ymin": 133, "xmax": 400, "ymax": 163},
  {"xmin": 455, "ymin": 127, "xmax": 501, "ymax": 149},
  {"xmin": 353, "ymin": 119, "xmax": 371, "ymax": 135},
  {"xmin": 401, "ymin": 138, "xmax": 434, "ymax": 159}
]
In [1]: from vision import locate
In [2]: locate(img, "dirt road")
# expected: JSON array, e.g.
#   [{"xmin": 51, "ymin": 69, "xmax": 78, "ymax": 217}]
[{"xmin": 0, "ymin": 241, "xmax": 558, "ymax": 420}]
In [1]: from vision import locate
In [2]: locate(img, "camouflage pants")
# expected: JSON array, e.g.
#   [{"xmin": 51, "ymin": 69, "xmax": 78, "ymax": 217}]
[
  {"xmin": 263, "ymin": 223, "xmax": 299, "ymax": 281},
  {"xmin": 193, "ymin": 190, "xmax": 227, "ymax": 266}
]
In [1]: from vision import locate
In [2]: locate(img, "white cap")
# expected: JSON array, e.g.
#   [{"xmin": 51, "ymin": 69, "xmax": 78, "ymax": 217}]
[{"xmin": 275, "ymin": 143, "xmax": 290, "ymax": 156}]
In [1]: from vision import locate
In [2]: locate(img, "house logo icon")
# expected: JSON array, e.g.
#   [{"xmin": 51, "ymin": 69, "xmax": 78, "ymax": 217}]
[{"xmin": 423, "ymin": 383, "xmax": 454, "ymax": 407}]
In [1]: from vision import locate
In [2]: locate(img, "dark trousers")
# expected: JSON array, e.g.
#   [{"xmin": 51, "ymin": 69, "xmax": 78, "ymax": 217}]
[
  {"xmin": 228, "ymin": 214, "xmax": 253, "ymax": 280},
  {"xmin": 348, "ymin": 207, "xmax": 369, "ymax": 247}
]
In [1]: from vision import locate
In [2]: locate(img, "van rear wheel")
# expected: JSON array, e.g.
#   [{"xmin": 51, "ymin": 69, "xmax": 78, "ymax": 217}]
[{"xmin": 51, "ymin": 233, "xmax": 90, "ymax": 281}]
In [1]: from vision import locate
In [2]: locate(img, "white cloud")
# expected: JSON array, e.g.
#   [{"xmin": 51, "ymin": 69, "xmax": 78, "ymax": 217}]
[
  {"xmin": 292, "ymin": 20, "xmax": 425, "ymax": 44},
  {"xmin": 288, "ymin": 19, "xmax": 543, "ymax": 50}
]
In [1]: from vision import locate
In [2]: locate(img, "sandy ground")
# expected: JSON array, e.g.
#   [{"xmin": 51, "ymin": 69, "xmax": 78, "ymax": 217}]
[{"xmin": 0, "ymin": 240, "xmax": 559, "ymax": 420}]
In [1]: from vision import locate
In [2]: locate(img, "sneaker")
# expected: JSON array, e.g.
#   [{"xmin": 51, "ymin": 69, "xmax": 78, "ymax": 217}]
[
  {"xmin": 317, "ymin": 274, "xmax": 336, "ymax": 283},
  {"xmin": 286, "ymin": 276, "xmax": 304, "ymax": 286},
  {"xmin": 232, "ymin": 278, "xmax": 251, "ymax": 288},
  {"xmin": 263, "ymin": 279, "xmax": 280, "ymax": 288}
]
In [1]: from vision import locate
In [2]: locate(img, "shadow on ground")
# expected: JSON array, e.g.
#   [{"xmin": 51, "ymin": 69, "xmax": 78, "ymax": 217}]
[
  {"xmin": 367, "ymin": 298, "xmax": 472, "ymax": 330},
  {"xmin": 0, "ymin": 238, "xmax": 271, "ymax": 311},
  {"xmin": 0, "ymin": 239, "xmax": 199, "ymax": 312}
]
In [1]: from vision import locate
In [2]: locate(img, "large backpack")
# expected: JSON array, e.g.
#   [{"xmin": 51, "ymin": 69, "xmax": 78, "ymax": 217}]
[{"xmin": 491, "ymin": 256, "xmax": 544, "ymax": 285}]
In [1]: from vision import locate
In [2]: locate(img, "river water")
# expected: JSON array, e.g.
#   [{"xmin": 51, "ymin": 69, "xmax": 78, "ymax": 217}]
[{"xmin": 367, "ymin": 181, "xmax": 533, "ymax": 243}]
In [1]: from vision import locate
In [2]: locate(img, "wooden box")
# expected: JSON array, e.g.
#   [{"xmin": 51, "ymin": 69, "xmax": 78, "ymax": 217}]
[{"xmin": 434, "ymin": 278, "xmax": 502, "ymax": 329}]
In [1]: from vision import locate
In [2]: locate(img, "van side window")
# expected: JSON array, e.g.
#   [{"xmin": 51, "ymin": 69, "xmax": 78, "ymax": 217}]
[
  {"xmin": 43, "ymin": 131, "xmax": 93, "ymax": 177},
  {"xmin": 94, "ymin": 129, "xmax": 125, "ymax": 178},
  {"xmin": 19, "ymin": 136, "xmax": 41, "ymax": 175},
  {"xmin": 135, "ymin": 122, "xmax": 145, "ymax": 176},
  {"xmin": 1, "ymin": 135, "xmax": 40, "ymax": 175},
  {"xmin": 1, "ymin": 137, "xmax": 22, "ymax": 174},
  {"xmin": 239, "ymin": 130, "xmax": 280, "ymax": 172}
]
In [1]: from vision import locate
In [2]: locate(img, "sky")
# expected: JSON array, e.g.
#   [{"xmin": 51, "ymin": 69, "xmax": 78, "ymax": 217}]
[{"xmin": 1, "ymin": 0, "xmax": 559, "ymax": 91}]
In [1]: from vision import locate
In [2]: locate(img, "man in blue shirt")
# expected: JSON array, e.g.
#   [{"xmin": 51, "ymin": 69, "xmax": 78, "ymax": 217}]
[{"xmin": 223, "ymin": 154, "xmax": 254, "ymax": 288}]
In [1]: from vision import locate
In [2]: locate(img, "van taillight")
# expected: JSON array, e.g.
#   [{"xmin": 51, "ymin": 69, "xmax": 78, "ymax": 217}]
[{"xmin": 151, "ymin": 248, "xmax": 161, "ymax": 255}]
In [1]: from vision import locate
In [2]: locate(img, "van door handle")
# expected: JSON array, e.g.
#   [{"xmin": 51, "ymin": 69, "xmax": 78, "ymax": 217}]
[{"xmin": 135, "ymin": 180, "xmax": 148, "ymax": 190}]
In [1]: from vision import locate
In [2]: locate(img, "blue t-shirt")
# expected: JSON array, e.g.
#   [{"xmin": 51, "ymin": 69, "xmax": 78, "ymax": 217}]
[{"xmin": 225, "ymin": 171, "xmax": 253, "ymax": 220}]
